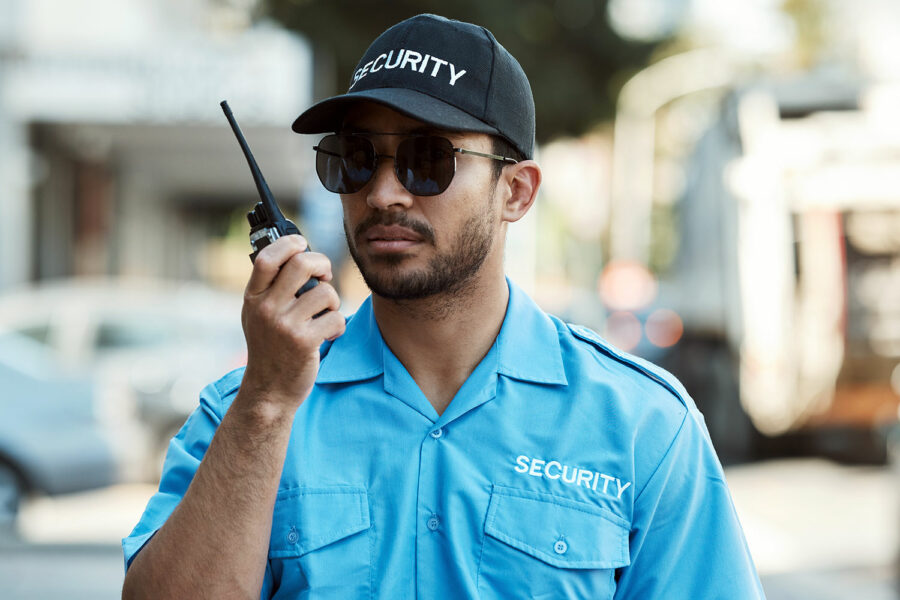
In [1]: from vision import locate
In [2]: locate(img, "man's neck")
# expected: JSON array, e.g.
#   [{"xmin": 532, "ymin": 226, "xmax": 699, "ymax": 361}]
[{"xmin": 372, "ymin": 271, "xmax": 509, "ymax": 416}]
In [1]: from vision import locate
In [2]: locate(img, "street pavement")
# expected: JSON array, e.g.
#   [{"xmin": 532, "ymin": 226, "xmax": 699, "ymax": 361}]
[{"xmin": 0, "ymin": 458, "xmax": 897, "ymax": 598}]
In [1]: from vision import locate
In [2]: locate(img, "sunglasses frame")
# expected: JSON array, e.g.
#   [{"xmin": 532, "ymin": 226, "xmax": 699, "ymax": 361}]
[{"xmin": 313, "ymin": 132, "xmax": 519, "ymax": 197}]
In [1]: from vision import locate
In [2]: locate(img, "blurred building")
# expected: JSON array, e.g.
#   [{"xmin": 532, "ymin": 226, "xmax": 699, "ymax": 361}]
[
  {"xmin": 603, "ymin": 0, "xmax": 900, "ymax": 462},
  {"xmin": 0, "ymin": 0, "xmax": 316, "ymax": 291}
]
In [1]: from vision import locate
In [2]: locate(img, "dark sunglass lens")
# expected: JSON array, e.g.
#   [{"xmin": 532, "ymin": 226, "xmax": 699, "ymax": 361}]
[
  {"xmin": 395, "ymin": 137, "xmax": 455, "ymax": 196},
  {"xmin": 315, "ymin": 135, "xmax": 375, "ymax": 194}
]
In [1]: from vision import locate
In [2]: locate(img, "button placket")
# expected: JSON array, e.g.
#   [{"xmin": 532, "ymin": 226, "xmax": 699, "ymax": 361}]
[{"xmin": 417, "ymin": 422, "xmax": 446, "ymax": 597}]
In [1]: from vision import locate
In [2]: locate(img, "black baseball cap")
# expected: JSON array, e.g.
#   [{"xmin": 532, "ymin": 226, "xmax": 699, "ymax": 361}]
[{"xmin": 292, "ymin": 14, "xmax": 535, "ymax": 160}]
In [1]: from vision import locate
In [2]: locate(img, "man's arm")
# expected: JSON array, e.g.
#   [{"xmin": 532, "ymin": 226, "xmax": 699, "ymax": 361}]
[{"xmin": 122, "ymin": 235, "xmax": 345, "ymax": 599}]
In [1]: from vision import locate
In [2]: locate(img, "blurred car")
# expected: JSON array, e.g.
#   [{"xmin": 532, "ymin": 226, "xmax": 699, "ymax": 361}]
[
  {"xmin": 0, "ymin": 331, "xmax": 118, "ymax": 527},
  {"xmin": 0, "ymin": 277, "xmax": 247, "ymax": 480}
]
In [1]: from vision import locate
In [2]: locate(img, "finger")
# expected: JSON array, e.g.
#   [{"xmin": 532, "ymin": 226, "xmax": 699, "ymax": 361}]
[
  {"xmin": 285, "ymin": 280, "xmax": 342, "ymax": 321},
  {"xmin": 269, "ymin": 251, "xmax": 333, "ymax": 302},
  {"xmin": 245, "ymin": 235, "xmax": 308, "ymax": 296},
  {"xmin": 301, "ymin": 306, "xmax": 347, "ymax": 343}
]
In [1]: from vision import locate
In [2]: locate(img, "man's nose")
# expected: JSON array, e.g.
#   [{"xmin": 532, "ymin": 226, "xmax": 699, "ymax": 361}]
[{"xmin": 366, "ymin": 155, "xmax": 414, "ymax": 210}]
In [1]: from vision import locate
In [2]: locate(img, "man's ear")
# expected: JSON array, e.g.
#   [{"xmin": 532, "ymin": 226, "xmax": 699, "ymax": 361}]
[{"xmin": 499, "ymin": 160, "xmax": 541, "ymax": 223}]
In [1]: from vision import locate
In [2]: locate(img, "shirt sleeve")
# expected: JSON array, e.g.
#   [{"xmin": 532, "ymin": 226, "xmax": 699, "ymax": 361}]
[{"xmin": 614, "ymin": 409, "xmax": 766, "ymax": 599}]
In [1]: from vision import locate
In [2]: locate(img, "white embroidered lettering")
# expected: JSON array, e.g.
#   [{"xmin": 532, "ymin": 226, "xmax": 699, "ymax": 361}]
[
  {"xmin": 599, "ymin": 473, "xmax": 614, "ymax": 494},
  {"xmin": 429, "ymin": 57, "xmax": 448, "ymax": 77},
  {"xmin": 545, "ymin": 461, "xmax": 562, "ymax": 479},
  {"xmin": 371, "ymin": 53, "xmax": 387, "ymax": 72},
  {"xmin": 401, "ymin": 50, "xmax": 422, "ymax": 72},
  {"xmin": 448, "ymin": 63, "xmax": 467, "ymax": 86},
  {"xmin": 514, "ymin": 455, "xmax": 529, "ymax": 473},
  {"xmin": 418, "ymin": 54, "xmax": 431, "ymax": 73},
  {"xmin": 576, "ymin": 469, "xmax": 593, "ymax": 489},
  {"xmin": 350, "ymin": 49, "xmax": 463, "ymax": 88},
  {"xmin": 384, "ymin": 49, "xmax": 403, "ymax": 69},
  {"xmin": 511, "ymin": 455, "xmax": 631, "ymax": 501}
]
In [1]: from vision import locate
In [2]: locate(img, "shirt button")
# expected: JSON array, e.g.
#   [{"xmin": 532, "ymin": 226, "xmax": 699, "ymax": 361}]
[
  {"xmin": 427, "ymin": 515, "xmax": 440, "ymax": 531},
  {"xmin": 554, "ymin": 539, "xmax": 568, "ymax": 555},
  {"xmin": 430, "ymin": 428, "xmax": 443, "ymax": 439},
  {"xmin": 287, "ymin": 527, "xmax": 299, "ymax": 545}
]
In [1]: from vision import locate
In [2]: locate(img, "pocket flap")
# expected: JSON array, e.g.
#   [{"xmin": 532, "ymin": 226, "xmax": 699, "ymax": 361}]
[
  {"xmin": 484, "ymin": 485, "xmax": 630, "ymax": 569},
  {"xmin": 269, "ymin": 486, "xmax": 370, "ymax": 558}
]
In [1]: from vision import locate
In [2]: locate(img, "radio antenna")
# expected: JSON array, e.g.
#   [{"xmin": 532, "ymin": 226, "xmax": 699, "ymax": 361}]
[{"xmin": 219, "ymin": 100, "xmax": 286, "ymax": 223}]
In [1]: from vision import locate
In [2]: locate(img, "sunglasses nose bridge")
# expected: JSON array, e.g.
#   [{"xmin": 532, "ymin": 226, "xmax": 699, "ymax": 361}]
[{"xmin": 365, "ymin": 152, "xmax": 415, "ymax": 209}]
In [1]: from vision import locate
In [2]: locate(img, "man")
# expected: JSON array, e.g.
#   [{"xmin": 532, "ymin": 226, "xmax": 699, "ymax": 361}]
[{"xmin": 123, "ymin": 14, "xmax": 765, "ymax": 599}]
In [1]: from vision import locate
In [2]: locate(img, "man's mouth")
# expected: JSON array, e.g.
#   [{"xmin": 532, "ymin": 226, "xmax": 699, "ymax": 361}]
[{"xmin": 364, "ymin": 225, "xmax": 424, "ymax": 252}]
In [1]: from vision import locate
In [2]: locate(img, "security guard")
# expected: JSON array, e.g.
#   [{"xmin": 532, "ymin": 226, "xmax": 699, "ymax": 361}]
[{"xmin": 123, "ymin": 14, "xmax": 766, "ymax": 599}]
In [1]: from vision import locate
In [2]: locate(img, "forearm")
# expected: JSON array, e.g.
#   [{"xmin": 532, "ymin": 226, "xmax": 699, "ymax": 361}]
[{"xmin": 122, "ymin": 389, "xmax": 296, "ymax": 600}]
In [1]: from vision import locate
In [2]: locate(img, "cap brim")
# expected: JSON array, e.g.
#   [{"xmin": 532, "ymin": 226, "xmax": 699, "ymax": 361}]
[{"xmin": 292, "ymin": 88, "xmax": 500, "ymax": 138}]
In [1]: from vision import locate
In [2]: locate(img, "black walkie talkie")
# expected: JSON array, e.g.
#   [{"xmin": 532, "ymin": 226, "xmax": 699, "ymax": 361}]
[{"xmin": 220, "ymin": 100, "xmax": 318, "ymax": 297}]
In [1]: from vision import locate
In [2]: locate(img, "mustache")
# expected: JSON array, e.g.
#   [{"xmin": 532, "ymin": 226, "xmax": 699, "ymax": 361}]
[{"xmin": 354, "ymin": 212, "xmax": 436, "ymax": 245}]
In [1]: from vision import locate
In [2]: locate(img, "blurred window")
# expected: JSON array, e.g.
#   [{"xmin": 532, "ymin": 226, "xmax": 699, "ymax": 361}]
[
  {"xmin": 14, "ymin": 324, "xmax": 51, "ymax": 346},
  {"xmin": 95, "ymin": 317, "xmax": 174, "ymax": 350}
]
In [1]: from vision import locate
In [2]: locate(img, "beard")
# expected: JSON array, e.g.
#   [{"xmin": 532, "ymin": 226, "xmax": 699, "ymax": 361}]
[{"xmin": 344, "ymin": 207, "xmax": 495, "ymax": 301}]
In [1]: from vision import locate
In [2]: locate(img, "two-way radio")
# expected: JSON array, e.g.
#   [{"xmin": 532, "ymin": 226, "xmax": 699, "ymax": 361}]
[{"xmin": 220, "ymin": 100, "xmax": 318, "ymax": 297}]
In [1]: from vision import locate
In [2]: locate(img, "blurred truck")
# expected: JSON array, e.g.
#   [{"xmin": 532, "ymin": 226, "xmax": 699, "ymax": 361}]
[{"xmin": 653, "ymin": 74, "xmax": 900, "ymax": 463}]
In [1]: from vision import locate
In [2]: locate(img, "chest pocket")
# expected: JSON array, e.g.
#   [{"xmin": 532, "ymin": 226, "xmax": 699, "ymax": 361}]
[
  {"xmin": 478, "ymin": 485, "xmax": 630, "ymax": 600},
  {"xmin": 267, "ymin": 486, "xmax": 371, "ymax": 600}
]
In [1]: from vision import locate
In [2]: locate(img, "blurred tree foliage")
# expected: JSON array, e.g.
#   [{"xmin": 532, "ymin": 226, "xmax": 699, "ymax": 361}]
[{"xmin": 261, "ymin": 0, "xmax": 667, "ymax": 143}]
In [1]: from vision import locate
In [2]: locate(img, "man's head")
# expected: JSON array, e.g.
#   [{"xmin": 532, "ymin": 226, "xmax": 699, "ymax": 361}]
[{"xmin": 293, "ymin": 14, "xmax": 539, "ymax": 301}]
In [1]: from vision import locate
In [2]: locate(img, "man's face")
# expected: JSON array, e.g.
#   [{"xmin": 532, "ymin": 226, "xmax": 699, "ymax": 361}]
[{"xmin": 338, "ymin": 103, "xmax": 502, "ymax": 300}]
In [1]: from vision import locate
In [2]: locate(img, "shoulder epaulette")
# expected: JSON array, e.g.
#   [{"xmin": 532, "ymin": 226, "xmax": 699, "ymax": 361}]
[{"xmin": 566, "ymin": 323, "xmax": 690, "ymax": 408}]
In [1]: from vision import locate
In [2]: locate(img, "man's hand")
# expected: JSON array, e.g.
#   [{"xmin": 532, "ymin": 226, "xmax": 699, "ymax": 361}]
[{"xmin": 239, "ymin": 234, "xmax": 345, "ymax": 413}]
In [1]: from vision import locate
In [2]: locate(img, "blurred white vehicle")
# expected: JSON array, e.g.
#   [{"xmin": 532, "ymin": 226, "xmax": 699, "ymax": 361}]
[
  {"xmin": 0, "ymin": 331, "xmax": 118, "ymax": 527},
  {"xmin": 0, "ymin": 278, "xmax": 246, "ymax": 480}
]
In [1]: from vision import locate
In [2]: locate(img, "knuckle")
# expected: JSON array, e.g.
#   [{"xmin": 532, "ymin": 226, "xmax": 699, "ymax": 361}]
[
  {"xmin": 256, "ymin": 298, "xmax": 278, "ymax": 321},
  {"xmin": 325, "ymin": 285, "xmax": 341, "ymax": 307},
  {"xmin": 287, "ymin": 252, "xmax": 307, "ymax": 269},
  {"xmin": 254, "ymin": 253, "xmax": 276, "ymax": 272}
]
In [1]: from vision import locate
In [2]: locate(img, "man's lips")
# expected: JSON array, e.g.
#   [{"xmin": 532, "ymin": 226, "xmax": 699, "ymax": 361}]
[{"xmin": 364, "ymin": 225, "xmax": 424, "ymax": 250}]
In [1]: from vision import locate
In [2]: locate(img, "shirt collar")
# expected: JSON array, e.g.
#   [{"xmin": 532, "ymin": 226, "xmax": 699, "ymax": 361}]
[
  {"xmin": 316, "ymin": 296, "xmax": 384, "ymax": 384},
  {"xmin": 496, "ymin": 278, "xmax": 568, "ymax": 386},
  {"xmin": 316, "ymin": 278, "xmax": 568, "ymax": 387}
]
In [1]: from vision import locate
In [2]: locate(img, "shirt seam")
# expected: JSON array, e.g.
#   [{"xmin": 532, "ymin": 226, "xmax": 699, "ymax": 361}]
[
  {"xmin": 633, "ymin": 408, "xmax": 689, "ymax": 503},
  {"xmin": 567, "ymin": 324, "xmax": 687, "ymax": 407}
]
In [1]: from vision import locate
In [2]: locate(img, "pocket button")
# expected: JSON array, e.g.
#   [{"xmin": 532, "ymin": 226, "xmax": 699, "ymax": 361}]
[{"xmin": 553, "ymin": 539, "xmax": 568, "ymax": 555}]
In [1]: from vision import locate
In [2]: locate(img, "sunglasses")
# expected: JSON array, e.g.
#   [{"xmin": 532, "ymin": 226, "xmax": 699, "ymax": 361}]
[{"xmin": 313, "ymin": 133, "xmax": 518, "ymax": 197}]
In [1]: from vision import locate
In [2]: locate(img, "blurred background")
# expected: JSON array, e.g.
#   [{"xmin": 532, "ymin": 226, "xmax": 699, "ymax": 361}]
[{"xmin": 1, "ymin": 0, "xmax": 899, "ymax": 597}]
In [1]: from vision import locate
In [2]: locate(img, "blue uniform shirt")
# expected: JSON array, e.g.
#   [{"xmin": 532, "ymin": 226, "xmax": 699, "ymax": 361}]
[{"xmin": 124, "ymin": 279, "xmax": 765, "ymax": 599}]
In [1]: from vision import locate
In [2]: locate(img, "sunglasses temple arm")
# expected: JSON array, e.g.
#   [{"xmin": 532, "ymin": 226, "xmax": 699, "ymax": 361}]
[{"xmin": 455, "ymin": 148, "xmax": 518, "ymax": 164}]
